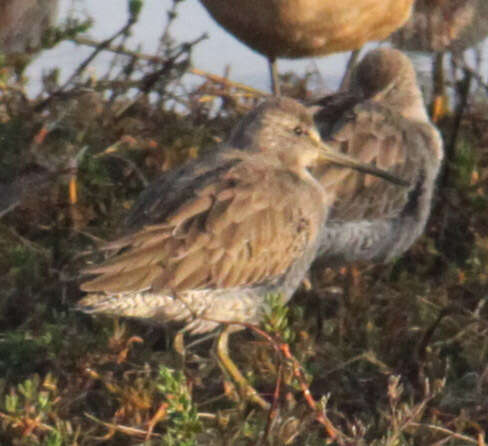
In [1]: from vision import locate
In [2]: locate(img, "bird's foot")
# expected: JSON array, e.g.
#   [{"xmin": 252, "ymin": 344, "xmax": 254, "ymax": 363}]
[{"xmin": 216, "ymin": 326, "xmax": 270, "ymax": 410}]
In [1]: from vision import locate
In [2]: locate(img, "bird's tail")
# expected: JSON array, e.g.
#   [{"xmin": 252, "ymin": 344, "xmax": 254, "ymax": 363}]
[{"xmin": 76, "ymin": 291, "xmax": 188, "ymax": 322}]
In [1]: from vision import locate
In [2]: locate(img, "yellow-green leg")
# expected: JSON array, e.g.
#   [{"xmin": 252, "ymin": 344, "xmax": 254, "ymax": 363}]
[
  {"xmin": 217, "ymin": 326, "xmax": 270, "ymax": 410},
  {"xmin": 431, "ymin": 52, "xmax": 449, "ymax": 123},
  {"xmin": 339, "ymin": 49, "xmax": 361, "ymax": 91}
]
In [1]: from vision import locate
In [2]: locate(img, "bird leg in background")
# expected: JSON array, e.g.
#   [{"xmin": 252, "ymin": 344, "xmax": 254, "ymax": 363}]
[
  {"xmin": 68, "ymin": 145, "xmax": 90, "ymax": 229},
  {"xmin": 436, "ymin": 67, "xmax": 472, "ymax": 242},
  {"xmin": 216, "ymin": 325, "xmax": 271, "ymax": 410},
  {"xmin": 343, "ymin": 265, "xmax": 361, "ymax": 303},
  {"xmin": 268, "ymin": 56, "xmax": 280, "ymax": 96},
  {"xmin": 449, "ymin": 67, "xmax": 472, "ymax": 159},
  {"xmin": 339, "ymin": 49, "xmax": 361, "ymax": 91},
  {"xmin": 68, "ymin": 167, "xmax": 81, "ymax": 225},
  {"xmin": 333, "ymin": 265, "xmax": 361, "ymax": 344},
  {"xmin": 431, "ymin": 52, "xmax": 450, "ymax": 123}
]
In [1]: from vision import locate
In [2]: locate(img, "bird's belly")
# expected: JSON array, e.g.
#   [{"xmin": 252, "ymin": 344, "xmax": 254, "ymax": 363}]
[
  {"xmin": 79, "ymin": 286, "xmax": 287, "ymax": 335},
  {"xmin": 200, "ymin": 0, "xmax": 413, "ymax": 58}
]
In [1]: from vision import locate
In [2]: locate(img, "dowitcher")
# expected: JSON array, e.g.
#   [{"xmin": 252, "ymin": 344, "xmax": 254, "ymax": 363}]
[
  {"xmin": 390, "ymin": 0, "xmax": 488, "ymax": 121},
  {"xmin": 391, "ymin": 0, "xmax": 488, "ymax": 55},
  {"xmin": 311, "ymin": 48, "xmax": 443, "ymax": 267},
  {"xmin": 78, "ymin": 97, "xmax": 404, "ymax": 407},
  {"xmin": 199, "ymin": 0, "xmax": 414, "ymax": 94},
  {"xmin": 0, "ymin": 0, "xmax": 59, "ymax": 56},
  {"xmin": 80, "ymin": 98, "xmax": 403, "ymax": 330}
]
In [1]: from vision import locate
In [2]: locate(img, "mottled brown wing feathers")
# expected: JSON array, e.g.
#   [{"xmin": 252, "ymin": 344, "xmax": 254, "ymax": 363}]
[
  {"xmin": 81, "ymin": 159, "xmax": 314, "ymax": 295},
  {"xmin": 316, "ymin": 102, "xmax": 416, "ymax": 220}
]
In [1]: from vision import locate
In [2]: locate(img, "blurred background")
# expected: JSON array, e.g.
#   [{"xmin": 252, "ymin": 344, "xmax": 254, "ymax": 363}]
[
  {"xmin": 26, "ymin": 0, "xmax": 382, "ymax": 93},
  {"xmin": 25, "ymin": 0, "xmax": 488, "ymax": 96}
]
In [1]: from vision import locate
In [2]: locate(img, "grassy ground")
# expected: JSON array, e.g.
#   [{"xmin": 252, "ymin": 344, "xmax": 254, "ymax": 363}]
[{"xmin": 1, "ymin": 2, "xmax": 488, "ymax": 445}]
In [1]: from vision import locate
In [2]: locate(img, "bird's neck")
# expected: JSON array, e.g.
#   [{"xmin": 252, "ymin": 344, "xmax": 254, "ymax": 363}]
[
  {"xmin": 382, "ymin": 85, "xmax": 430, "ymax": 123},
  {"xmin": 401, "ymin": 98, "xmax": 430, "ymax": 122}
]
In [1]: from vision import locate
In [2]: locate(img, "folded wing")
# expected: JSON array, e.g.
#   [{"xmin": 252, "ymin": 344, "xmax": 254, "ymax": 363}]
[{"xmin": 81, "ymin": 155, "xmax": 318, "ymax": 296}]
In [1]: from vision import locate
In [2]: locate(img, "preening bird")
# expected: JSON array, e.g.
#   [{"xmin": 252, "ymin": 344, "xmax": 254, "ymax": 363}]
[{"xmin": 310, "ymin": 48, "xmax": 444, "ymax": 268}]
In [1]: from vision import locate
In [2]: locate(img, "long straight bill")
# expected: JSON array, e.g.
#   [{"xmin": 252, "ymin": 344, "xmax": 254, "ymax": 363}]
[{"xmin": 313, "ymin": 135, "xmax": 409, "ymax": 187}]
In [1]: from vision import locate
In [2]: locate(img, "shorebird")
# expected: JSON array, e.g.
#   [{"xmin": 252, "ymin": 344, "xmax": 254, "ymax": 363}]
[
  {"xmin": 0, "ymin": 0, "xmax": 59, "ymax": 58},
  {"xmin": 390, "ymin": 0, "xmax": 488, "ymax": 121},
  {"xmin": 199, "ymin": 0, "xmax": 414, "ymax": 95},
  {"xmin": 78, "ymin": 97, "xmax": 404, "ymax": 408},
  {"xmin": 311, "ymin": 48, "xmax": 444, "ymax": 268}
]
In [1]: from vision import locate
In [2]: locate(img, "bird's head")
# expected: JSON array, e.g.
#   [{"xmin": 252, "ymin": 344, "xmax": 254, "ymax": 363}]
[
  {"xmin": 352, "ymin": 47, "xmax": 428, "ymax": 121},
  {"xmin": 229, "ymin": 97, "xmax": 408, "ymax": 185}
]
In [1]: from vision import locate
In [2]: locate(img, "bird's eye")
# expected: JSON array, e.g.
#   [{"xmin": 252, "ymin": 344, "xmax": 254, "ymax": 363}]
[{"xmin": 293, "ymin": 126, "xmax": 305, "ymax": 136}]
